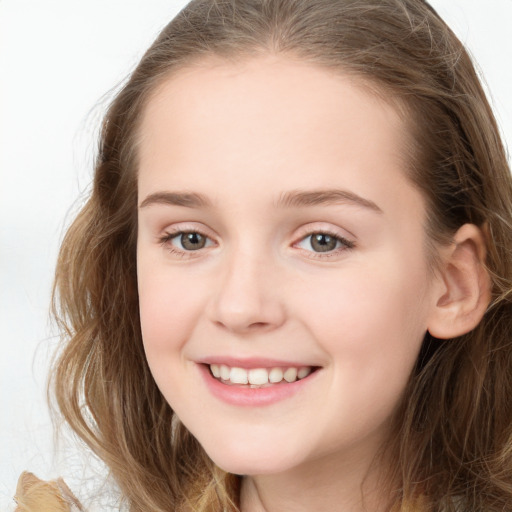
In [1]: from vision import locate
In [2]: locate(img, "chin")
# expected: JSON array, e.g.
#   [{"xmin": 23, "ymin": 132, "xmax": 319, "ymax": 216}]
[
  {"xmin": 211, "ymin": 454, "xmax": 300, "ymax": 477},
  {"xmin": 200, "ymin": 435, "xmax": 305, "ymax": 476}
]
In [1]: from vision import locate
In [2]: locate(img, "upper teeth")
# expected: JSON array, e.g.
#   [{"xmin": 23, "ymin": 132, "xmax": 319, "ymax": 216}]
[{"xmin": 209, "ymin": 364, "xmax": 312, "ymax": 385}]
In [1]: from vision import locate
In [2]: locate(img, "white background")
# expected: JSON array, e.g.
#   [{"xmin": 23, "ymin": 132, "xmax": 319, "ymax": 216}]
[{"xmin": 1, "ymin": 1, "xmax": 511, "ymax": 509}]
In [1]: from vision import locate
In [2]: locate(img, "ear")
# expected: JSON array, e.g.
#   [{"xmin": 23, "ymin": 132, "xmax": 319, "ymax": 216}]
[{"xmin": 427, "ymin": 223, "xmax": 491, "ymax": 339}]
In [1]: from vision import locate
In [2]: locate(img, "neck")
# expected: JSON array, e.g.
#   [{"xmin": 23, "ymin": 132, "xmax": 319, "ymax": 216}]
[{"xmin": 239, "ymin": 445, "xmax": 391, "ymax": 512}]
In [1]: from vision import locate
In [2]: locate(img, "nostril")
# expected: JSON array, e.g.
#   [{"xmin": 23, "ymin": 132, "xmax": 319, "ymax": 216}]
[
  {"xmin": 213, "ymin": 319, "xmax": 272, "ymax": 333},
  {"xmin": 248, "ymin": 322, "xmax": 269, "ymax": 329}
]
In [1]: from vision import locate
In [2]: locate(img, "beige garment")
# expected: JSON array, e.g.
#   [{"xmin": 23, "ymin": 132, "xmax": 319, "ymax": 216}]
[{"xmin": 14, "ymin": 472, "xmax": 84, "ymax": 512}]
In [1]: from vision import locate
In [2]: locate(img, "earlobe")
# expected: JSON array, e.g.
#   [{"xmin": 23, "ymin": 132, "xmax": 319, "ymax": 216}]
[{"xmin": 427, "ymin": 224, "xmax": 491, "ymax": 340}]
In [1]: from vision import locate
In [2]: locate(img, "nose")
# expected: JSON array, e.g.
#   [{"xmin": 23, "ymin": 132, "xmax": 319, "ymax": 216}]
[{"xmin": 207, "ymin": 247, "xmax": 286, "ymax": 334}]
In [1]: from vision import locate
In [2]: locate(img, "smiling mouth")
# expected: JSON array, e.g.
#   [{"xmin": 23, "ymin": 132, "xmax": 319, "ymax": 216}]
[{"xmin": 208, "ymin": 364, "xmax": 318, "ymax": 388}]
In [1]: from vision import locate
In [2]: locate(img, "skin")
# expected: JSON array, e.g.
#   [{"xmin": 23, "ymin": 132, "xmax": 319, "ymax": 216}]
[{"xmin": 136, "ymin": 56, "xmax": 446, "ymax": 511}]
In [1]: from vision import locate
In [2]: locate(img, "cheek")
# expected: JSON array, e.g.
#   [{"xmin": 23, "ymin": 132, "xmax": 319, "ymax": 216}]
[
  {"xmin": 137, "ymin": 263, "xmax": 209, "ymax": 408},
  {"xmin": 137, "ymin": 260, "xmax": 205, "ymax": 356},
  {"xmin": 288, "ymin": 258, "xmax": 431, "ymax": 448},
  {"xmin": 292, "ymin": 251, "xmax": 432, "ymax": 375}
]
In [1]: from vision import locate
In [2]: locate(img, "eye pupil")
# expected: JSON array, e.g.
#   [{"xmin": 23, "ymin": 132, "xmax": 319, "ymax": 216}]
[
  {"xmin": 181, "ymin": 232, "xmax": 206, "ymax": 250},
  {"xmin": 311, "ymin": 233, "xmax": 337, "ymax": 252}
]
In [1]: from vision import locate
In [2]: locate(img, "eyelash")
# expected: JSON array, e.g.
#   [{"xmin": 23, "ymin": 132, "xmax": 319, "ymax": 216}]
[
  {"xmin": 294, "ymin": 230, "xmax": 355, "ymax": 259},
  {"xmin": 158, "ymin": 229, "xmax": 214, "ymax": 259},
  {"xmin": 158, "ymin": 229, "xmax": 355, "ymax": 259}
]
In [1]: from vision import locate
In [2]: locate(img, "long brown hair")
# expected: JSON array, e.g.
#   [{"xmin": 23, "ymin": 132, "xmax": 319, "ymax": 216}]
[{"xmin": 50, "ymin": 1, "xmax": 512, "ymax": 510}]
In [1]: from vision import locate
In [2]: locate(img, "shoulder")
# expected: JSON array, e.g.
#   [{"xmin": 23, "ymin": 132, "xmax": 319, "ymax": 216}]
[{"xmin": 14, "ymin": 472, "xmax": 84, "ymax": 512}]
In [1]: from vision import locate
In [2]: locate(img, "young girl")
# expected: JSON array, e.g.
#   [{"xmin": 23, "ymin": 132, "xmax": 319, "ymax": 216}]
[{"xmin": 17, "ymin": 0, "xmax": 512, "ymax": 510}]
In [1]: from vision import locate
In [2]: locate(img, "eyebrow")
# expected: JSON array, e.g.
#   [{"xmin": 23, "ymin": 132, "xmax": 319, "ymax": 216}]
[
  {"xmin": 276, "ymin": 189, "xmax": 382, "ymax": 212},
  {"xmin": 139, "ymin": 188, "xmax": 382, "ymax": 213},
  {"xmin": 139, "ymin": 191, "xmax": 212, "ymax": 209}
]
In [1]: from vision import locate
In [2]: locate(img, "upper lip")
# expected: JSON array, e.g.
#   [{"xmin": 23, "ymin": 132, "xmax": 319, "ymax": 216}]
[{"xmin": 198, "ymin": 356, "xmax": 319, "ymax": 369}]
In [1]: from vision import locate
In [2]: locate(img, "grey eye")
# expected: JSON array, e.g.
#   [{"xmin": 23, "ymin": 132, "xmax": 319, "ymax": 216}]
[
  {"xmin": 309, "ymin": 233, "xmax": 338, "ymax": 252},
  {"xmin": 178, "ymin": 232, "xmax": 207, "ymax": 250},
  {"xmin": 296, "ymin": 231, "xmax": 353, "ymax": 255}
]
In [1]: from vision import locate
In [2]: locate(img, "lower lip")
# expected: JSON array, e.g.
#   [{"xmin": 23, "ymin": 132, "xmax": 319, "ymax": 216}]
[{"xmin": 198, "ymin": 364, "xmax": 318, "ymax": 407}]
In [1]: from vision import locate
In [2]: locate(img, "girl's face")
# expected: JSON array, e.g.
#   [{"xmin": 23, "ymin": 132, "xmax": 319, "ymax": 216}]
[{"xmin": 137, "ymin": 56, "xmax": 441, "ymax": 477}]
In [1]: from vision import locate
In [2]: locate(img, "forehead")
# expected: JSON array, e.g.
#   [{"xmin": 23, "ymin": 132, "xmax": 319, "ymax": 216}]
[{"xmin": 137, "ymin": 56, "xmax": 417, "ymax": 215}]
